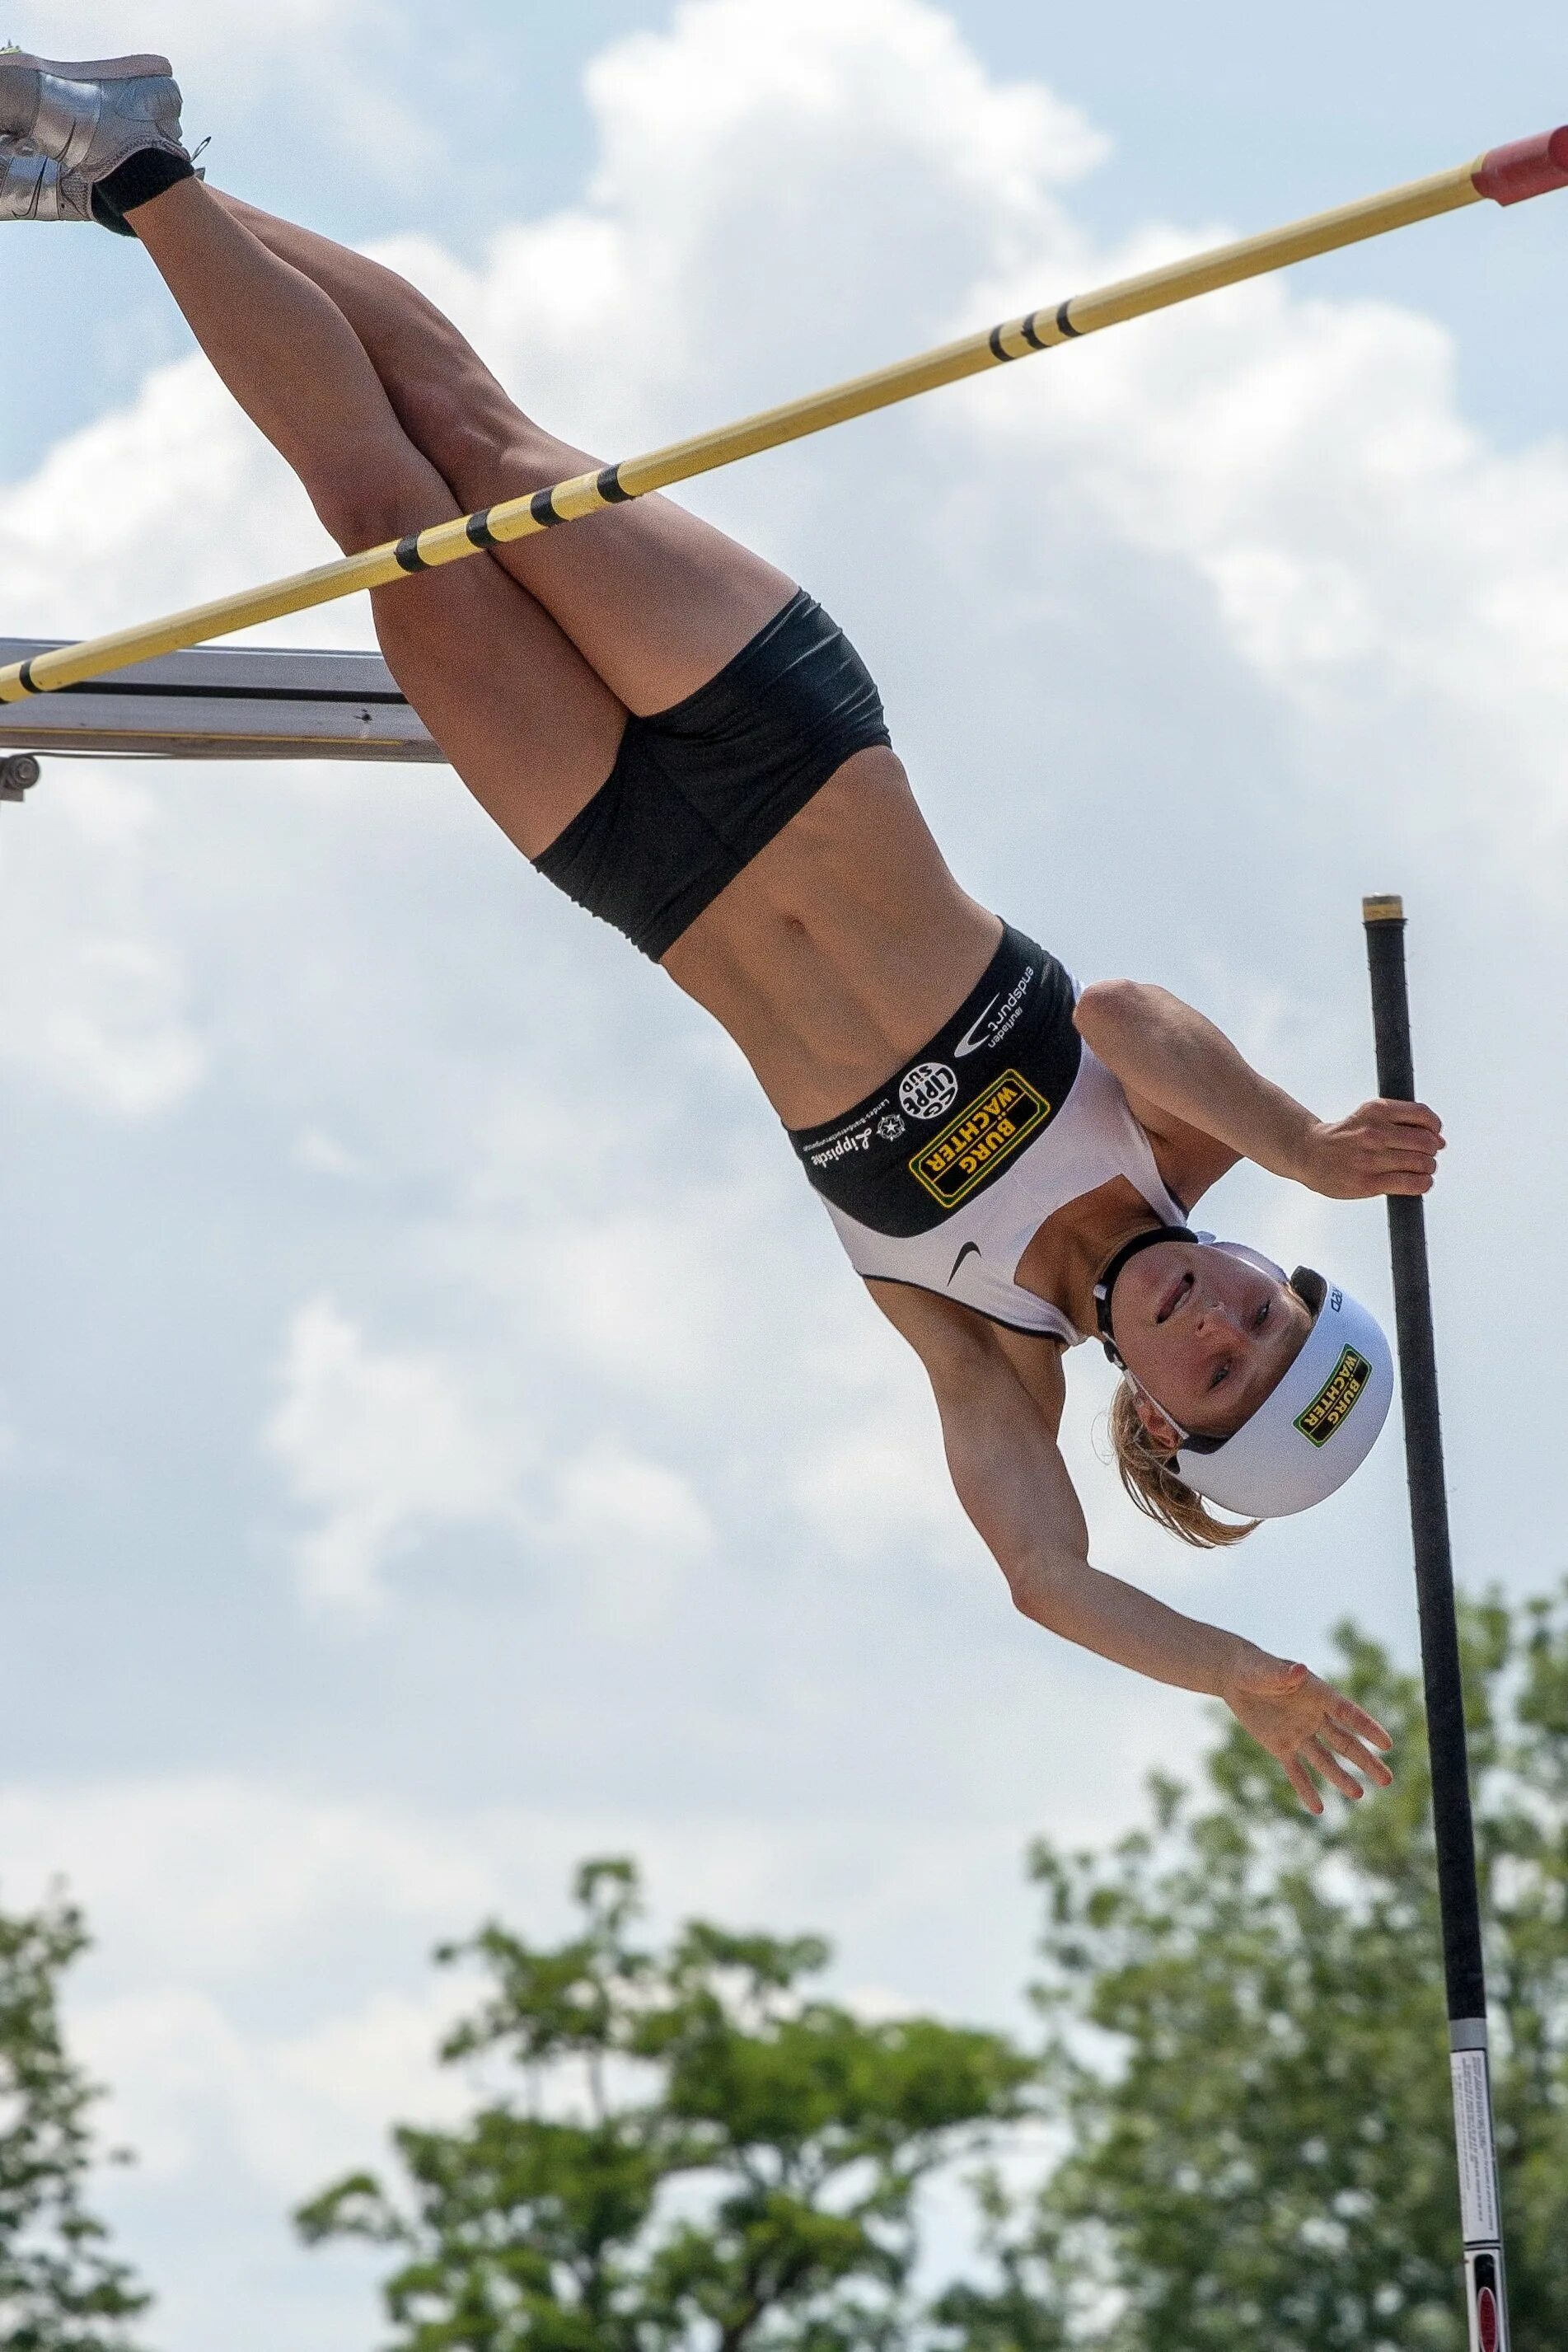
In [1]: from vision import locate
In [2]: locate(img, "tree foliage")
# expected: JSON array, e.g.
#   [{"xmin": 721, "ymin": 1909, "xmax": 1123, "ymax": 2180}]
[
  {"xmin": 935, "ymin": 1586, "xmax": 1568, "ymax": 2351},
  {"xmin": 297, "ymin": 1858, "xmax": 1033, "ymax": 2350},
  {"xmin": 0, "ymin": 1888, "xmax": 151, "ymax": 2352},
  {"xmin": 298, "ymin": 1587, "xmax": 1568, "ymax": 2351}
]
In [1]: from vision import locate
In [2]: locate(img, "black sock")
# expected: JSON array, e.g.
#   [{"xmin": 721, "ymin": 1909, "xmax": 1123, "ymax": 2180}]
[{"xmin": 91, "ymin": 147, "xmax": 194, "ymax": 237}]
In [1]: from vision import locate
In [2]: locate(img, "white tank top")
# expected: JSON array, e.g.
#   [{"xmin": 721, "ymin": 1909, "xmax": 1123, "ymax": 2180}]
[{"xmin": 821, "ymin": 1040, "xmax": 1187, "ymax": 1342}]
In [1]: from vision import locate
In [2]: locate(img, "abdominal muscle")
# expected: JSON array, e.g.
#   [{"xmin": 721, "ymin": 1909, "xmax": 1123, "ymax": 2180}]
[{"xmin": 659, "ymin": 747, "xmax": 1003, "ymax": 1128}]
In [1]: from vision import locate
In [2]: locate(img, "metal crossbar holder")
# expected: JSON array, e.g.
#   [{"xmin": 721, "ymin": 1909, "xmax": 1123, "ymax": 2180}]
[{"xmin": 0, "ymin": 638, "xmax": 441, "ymax": 764}]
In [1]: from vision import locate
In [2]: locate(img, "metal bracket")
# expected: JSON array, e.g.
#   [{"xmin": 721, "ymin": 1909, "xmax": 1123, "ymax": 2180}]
[{"xmin": 0, "ymin": 752, "xmax": 40, "ymax": 804}]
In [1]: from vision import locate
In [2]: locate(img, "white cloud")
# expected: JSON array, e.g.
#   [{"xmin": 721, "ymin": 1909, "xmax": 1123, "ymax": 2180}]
[
  {"xmin": 264, "ymin": 1298, "xmax": 534, "ymax": 1608},
  {"xmin": 0, "ymin": 1782, "xmax": 497, "ymax": 1977},
  {"xmin": 0, "ymin": 354, "xmax": 325, "ymax": 644},
  {"xmin": 789, "ymin": 1389, "xmax": 969, "ymax": 1570},
  {"xmin": 76, "ymin": 1977, "xmax": 472, "ymax": 2196},
  {"xmin": 551, "ymin": 1439, "xmax": 714, "ymax": 1632},
  {"xmin": 0, "ymin": 764, "xmax": 205, "ymax": 1116},
  {"xmin": 290, "ymin": 1126, "xmax": 371, "ymax": 1179},
  {"xmin": 264, "ymin": 1295, "xmax": 720, "ymax": 1615},
  {"xmin": 947, "ymin": 264, "xmax": 1568, "ymax": 855}
]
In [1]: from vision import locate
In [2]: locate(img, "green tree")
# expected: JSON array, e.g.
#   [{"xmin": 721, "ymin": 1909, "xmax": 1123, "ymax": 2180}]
[
  {"xmin": 297, "ymin": 1858, "xmax": 1033, "ymax": 2350},
  {"xmin": 935, "ymin": 1584, "xmax": 1568, "ymax": 2352},
  {"xmin": 0, "ymin": 1888, "xmax": 151, "ymax": 2352}
]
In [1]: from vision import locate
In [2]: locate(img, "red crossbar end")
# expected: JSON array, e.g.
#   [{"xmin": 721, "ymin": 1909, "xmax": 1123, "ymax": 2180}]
[{"xmin": 1474, "ymin": 125, "xmax": 1568, "ymax": 205}]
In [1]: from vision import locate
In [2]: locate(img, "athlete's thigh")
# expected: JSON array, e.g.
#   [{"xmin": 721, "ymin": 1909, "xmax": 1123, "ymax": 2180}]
[
  {"xmin": 368, "ymin": 544, "xmax": 628, "ymax": 861},
  {"xmin": 213, "ymin": 195, "xmax": 797, "ymax": 719},
  {"xmin": 431, "ymin": 407, "xmax": 798, "ymax": 718}
]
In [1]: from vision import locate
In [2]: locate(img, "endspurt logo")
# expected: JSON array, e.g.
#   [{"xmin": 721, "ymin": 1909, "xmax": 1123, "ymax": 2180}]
[
  {"xmin": 910, "ymin": 1071, "xmax": 1050, "ymax": 1207},
  {"xmin": 1294, "ymin": 1346, "xmax": 1373, "ymax": 1448},
  {"xmin": 899, "ymin": 1061, "xmax": 959, "ymax": 1121}
]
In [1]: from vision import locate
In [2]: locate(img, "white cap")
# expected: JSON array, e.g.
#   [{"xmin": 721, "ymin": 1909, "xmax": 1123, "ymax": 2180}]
[{"xmin": 1172, "ymin": 1253, "xmax": 1393, "ymax": 1519}]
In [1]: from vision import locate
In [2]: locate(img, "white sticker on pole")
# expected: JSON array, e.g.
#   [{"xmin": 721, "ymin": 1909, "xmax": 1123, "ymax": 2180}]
[{"xmin": 1450, "ymin": 2050, "xmax": 1500, "ymax": 2242}]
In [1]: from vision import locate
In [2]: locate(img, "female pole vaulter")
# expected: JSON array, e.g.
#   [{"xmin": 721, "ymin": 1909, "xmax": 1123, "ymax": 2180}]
[{"xmin": 1, "ymin": 54, "xmax": 1448, "ymax": 1813}]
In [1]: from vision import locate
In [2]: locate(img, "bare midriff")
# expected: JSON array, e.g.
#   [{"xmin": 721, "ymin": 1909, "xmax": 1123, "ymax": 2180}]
[{"xmin": 659, "ymin": 746, "xmax": 1003, "ymax": 1129}]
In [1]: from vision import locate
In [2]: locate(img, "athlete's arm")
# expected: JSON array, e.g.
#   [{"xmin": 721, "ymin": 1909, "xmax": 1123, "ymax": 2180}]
[
  {"xmin": 1073, "ymin": 979, "xmax": 1443, "ymax": 1200},
  {"xmin": 868, "ymin": 1281, "xmax": 1396, "ymax": 1810},
  {"xmin": 870, "ymin": 1281, "xmax": 1257, "ymax": 1693}
]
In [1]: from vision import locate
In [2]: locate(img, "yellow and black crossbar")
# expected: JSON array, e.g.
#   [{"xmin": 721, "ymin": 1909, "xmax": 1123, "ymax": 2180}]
[{"xmin": 2, "ymin": 126, "xmax": 1565, "ymax": 708}]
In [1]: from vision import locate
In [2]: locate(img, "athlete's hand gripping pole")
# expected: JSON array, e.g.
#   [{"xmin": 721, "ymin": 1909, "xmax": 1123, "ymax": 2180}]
[{"xmin": 2, "ymin": 129, "xmax": 1564, "ymax": 709}]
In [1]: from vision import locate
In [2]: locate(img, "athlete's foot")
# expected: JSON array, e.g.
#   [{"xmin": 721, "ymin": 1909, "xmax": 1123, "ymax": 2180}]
[
  {"xmin": 0, "ymin": 136, "xmax": 95, "ymax": 223},
  {"xmin": 0, "ymin": 52, "xmax": 194, "ymax": 233},
  {"xmin": 0, "ymin": 51, "xmax": 183, "ymax": 176},
  {"xmin": 0, "ymin": 131, "xmax": 204, "ymax": 229}
]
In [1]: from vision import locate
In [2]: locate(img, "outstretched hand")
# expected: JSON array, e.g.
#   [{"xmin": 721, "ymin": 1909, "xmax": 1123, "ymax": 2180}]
[
  {"xmin": 1224, "ymin": 1655, "xmax": 1395, "ymax": 1814},
  {"xmin": 1297, "ymin": 1098, "xmax": 1444, "ymax": 1199}
]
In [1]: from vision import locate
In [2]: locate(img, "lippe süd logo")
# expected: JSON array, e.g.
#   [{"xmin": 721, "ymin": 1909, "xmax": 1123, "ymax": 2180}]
[{"xmin": 899, "ymin": 1061, "xmax": 958, "ymax": 1121}]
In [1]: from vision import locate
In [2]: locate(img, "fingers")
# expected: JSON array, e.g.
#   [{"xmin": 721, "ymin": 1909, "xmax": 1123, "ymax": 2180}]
[
  {"xmin": 1284, "ymin": 1754, "xmax": 1324, "ymax": 1815},
  {"xmin": 1364, "ymin": 1099, "xmax": 1444, "ymax": 1142},
  {"xmin": 1313, "ymin": 1104, "xmax": 1444, "ymax": 1199},
  {"xmin": 1353, "ymin": 1103, "xmax": 1446, "ymax": 1190},
  {"xmin": 1360, "ymin": 1112, "xmax": 1442, "ymax": 1178},
  {"xmin": 1308, "ymin": 1732, "xmax": 1375, "ymax": 1801},
  {"xmin": 1328, "ymin": 1697, "xmax": 1394, "ymax": 1751},
  {"xmin": 1275, "ymin": 1703, "xmax": 1397, "ymax": 1813},
  {"xmin": 1322, "ymin": 1723, "xmax": 1395, "ymax": 1789}
]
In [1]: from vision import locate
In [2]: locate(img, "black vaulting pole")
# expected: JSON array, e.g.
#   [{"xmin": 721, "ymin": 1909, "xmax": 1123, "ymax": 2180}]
[{"xmin": 1361, "ymin": 894, "xmax": 1509, "ymax": 2352}]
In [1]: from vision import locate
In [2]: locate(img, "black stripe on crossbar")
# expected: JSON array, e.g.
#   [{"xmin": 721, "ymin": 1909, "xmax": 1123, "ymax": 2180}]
[
  {"xmin": 394, "ymin": 535, "xmax": 430, "ymax": 572},
  {"xmin": 466, "ymin": 509, "xmax": 498, "ymax": 548},
  {"xmin": 1020, "ymin": 312, "xmax": 1047, "ymax": 350},
  {"xmin": 1055, "ymin": 300, "xmax": 1081, "ymax": 340},
  {"xmin": 18, "ymin": 659, "xmax": 40, "ymax": 695},
  {"xmin": 530, "ymin": 487, "xmax": 565, "ymax": 527},
  {"xmin": 988, "ymin": 324, "xmax": 1010, "ymax": 363},
  {"xmin": 596, "ymin": 464, "xmax": 631, "ymax": 503}
]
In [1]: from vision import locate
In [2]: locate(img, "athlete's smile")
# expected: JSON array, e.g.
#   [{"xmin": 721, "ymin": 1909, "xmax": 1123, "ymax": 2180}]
[{"xmin": 1156, "ymin": 1269, "xmax": 1191, "ymax": 1324}]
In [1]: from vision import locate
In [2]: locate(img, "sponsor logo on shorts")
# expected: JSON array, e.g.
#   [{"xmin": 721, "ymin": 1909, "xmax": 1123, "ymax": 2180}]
[
  {"xmin": 805, "ymin": 1107, "xmax": 883, "ymax": 1172},
  {"xmin": 909, "ymin": 1070, "xmax": 1050, "ymax": 1207},
  {"xmin": 899, "ymin": 1061, "xmax": 959, "ymax": 1121},
  {"xmin": 953, "ymin": 963, "xmax": 1037, "ymax": 1057},
  {"xmin": 1294, "ymin": 1346, "xmax": 1373, "ymax": 1448}
]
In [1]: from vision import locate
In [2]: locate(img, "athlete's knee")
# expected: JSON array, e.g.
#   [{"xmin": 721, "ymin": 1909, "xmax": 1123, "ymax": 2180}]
[
  {"xmin": 391, "ymin": 372, "xmax": 583, "ymax": 508},
  {"xmin": 309, "ymin": 457, "xmax": 455, "ymax": 558},
  {"xmin": 387, "ymin": 356, "xmax": 538, "ymax": 490}
]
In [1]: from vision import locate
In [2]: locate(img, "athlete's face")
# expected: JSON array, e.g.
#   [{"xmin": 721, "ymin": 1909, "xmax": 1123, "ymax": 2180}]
[{"xmin": 1112, "ymin": 1239, "xmax": 1313, "ymax": 1447}]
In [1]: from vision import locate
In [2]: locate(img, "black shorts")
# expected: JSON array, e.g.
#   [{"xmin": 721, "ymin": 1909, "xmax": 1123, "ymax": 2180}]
[
  {"xmin": 533, "ymin": 588, "xmax": 892, "ymax": 960},
  {"xmin": 786, "ymin": 925, "xmax": 1083, "ymax": 1236}
]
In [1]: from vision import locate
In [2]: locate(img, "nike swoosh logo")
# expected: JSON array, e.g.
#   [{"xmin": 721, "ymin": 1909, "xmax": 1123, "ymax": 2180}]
[
  {"xmin": 953, "ymin": 996, "xmax": 1000, "ymax": 1057},
  {"xmin": 948, "ymin": 1241, "xmax": 981, "ymax": 1284}
]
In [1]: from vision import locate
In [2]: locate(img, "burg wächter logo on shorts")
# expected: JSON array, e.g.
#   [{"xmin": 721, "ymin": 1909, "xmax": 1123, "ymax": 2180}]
[
  {"xmin": 909, "ymin": 1071, "xmax": 1051, "ymax": 1207},
  {"xmin": 899, "ymin": 1061, "xmax": 959, "ymax": 1121},
  {"xmin": 1294, "ymin": 1346, "xmax": 1374, "ymax": 1447}
]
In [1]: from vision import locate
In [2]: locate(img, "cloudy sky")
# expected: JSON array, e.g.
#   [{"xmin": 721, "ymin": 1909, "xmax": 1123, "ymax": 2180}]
[{"xmin": 2, "ymin": 4, "xmax": 1566, "ymax": 2346}]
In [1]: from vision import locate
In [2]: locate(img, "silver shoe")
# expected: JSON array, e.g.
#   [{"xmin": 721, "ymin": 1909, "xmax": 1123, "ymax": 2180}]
[
  {"xmin": 0, "ymin": 51, "xmax": 185, "ymax": 181},
  {"xmin": 0, "ymin": 136, "xmax": 95, "ymax": 222}
]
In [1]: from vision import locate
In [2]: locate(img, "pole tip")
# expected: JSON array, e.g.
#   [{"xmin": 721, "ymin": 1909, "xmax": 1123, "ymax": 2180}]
[{"xmin": 1362, "ymin": 893, "xmax": 1406, "ymax": 925}]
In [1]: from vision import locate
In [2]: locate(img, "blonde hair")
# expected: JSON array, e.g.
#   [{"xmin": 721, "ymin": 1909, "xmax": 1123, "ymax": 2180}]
[{"xmin": 1107, "ymin": 1378, "xmax": 1260, "ymax": 1550}]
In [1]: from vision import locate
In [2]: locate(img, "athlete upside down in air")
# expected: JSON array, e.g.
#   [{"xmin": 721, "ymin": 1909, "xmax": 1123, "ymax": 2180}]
[{"xmin": 1, "ymin": 54, "xmax": 1449, "ymax": 1813}]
